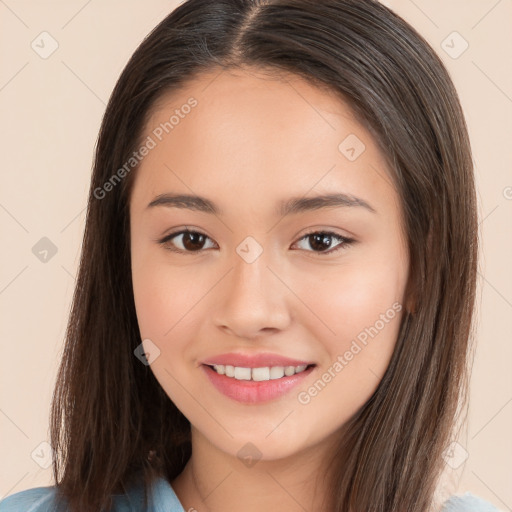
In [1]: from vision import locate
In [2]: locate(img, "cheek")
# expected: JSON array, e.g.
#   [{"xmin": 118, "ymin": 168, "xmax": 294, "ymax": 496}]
[
  {"xmin": 294, "ymin": 256, "xmax": 404, "ymax": 345},
  {"xmin": 291, "ymin": 254, "xmax": 406, "ymax": 414},
  {"xmin": 131, "ymin": 253, "xmax": 215, "ymax": 365},
  {"xmin": 290, "ymin": 260, "xmax": 404, "ymax": 434},
  {"xmin": 133, "ymin": 268, "xmax": 194, "ymax": 333}
]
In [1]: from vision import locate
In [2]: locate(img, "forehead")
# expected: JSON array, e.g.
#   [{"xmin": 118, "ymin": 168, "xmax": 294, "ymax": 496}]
[
  {"xmin": 130, "ymin": 66, "xmax": 397, "ymax": 219},
  {"xmin": 146, "ymin": 66, "xmax": 361, "ymax": 145}
]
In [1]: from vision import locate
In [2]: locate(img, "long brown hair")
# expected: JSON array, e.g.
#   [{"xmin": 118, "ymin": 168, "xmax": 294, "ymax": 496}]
[{"xmin": 49, "ymin": 1, "xmax": 478, "ymax": 510}]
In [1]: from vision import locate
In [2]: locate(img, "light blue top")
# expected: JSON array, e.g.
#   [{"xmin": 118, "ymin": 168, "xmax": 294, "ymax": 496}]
[
  {"xmin": 0, "ymin": 477, "xmax": 185, "ymax": 512},
  {"xmin": 0, "ymin": 476, "xmax": 501, "ymax": 511}
]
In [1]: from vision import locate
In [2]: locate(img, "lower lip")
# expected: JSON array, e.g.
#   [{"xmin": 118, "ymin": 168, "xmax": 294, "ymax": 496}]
[{"xmin": 201, "ymin": 364, "xmax": 316, "ymax": 404}]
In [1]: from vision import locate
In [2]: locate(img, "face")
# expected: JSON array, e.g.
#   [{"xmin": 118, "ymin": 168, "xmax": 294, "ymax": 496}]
[{"xmin": 129, "ymin": 67, "xmax": 409, "ymax": 463}]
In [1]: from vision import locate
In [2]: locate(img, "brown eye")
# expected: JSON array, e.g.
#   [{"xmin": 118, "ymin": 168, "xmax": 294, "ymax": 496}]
[
  {"xmin": 293, "ymin": 231, "xmax": 355, "ymax": 255},
  {"xmin": 159, "ymin": 230, "xmax": 216, "ymax": 253},
  {"xmin": 181, "ymin": 232, "xmax": 207, "ymax": 251},
  {"xmin": 308, "ymin": 233, "xmax": 335, "ymax": 251}
]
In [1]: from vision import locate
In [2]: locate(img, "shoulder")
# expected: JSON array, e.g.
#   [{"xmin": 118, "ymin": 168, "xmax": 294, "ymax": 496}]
[
  {"xmin": 0, "ymin": 486, "xmax": 61, "ymax": 512},
  {"xmin": 0, "ymin": 477, "xmax": 185, "ymax": 512},
  {"xmin": 441, "ymin": 492, "xmax": 502, "ymax": 512}
]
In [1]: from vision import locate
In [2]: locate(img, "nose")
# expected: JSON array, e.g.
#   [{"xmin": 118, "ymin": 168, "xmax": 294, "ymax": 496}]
[{"xmin": 212, "ymin": 248, "xmax": 292, "ymax": 339}]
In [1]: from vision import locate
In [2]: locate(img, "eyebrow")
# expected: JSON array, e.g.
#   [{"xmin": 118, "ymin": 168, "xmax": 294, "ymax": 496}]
[{"xmin": 146, "ymin": 192, "xmax": 377, "ymax": 216}]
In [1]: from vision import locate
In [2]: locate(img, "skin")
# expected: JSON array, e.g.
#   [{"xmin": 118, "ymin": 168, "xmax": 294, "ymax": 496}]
[{"xmin": 129, "ymin": 66, "xmax": 410, "ymax": 512}]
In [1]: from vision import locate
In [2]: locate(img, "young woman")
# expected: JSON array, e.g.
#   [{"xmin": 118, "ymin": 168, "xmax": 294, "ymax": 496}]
[{"xmin": 0, "ymin": 1, "xmax": 500, "ymax": 511}]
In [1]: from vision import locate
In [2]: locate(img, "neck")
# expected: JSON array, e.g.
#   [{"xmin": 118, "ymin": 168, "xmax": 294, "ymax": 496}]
[{"xmin": 171, "ymin": 427, "xmax": 337, "ymax": 512}]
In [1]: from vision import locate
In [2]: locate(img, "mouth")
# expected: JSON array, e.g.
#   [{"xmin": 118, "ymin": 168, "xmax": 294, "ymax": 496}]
[
  {"xmin": 201, "ymin": 362, "xmax": 317, "ymax": 404},
  {"xmin": 205, "ymin": 363, "xmax": 315, "ymax": 381}
]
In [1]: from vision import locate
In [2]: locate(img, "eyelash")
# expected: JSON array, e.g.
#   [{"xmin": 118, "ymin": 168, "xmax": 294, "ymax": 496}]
[{"xmin": 157, "ymin": 228, "xmax": 355, "ymax": 256}]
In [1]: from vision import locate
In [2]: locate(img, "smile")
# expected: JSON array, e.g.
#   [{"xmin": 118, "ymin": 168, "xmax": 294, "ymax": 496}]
[
  {"xmin": 201, "ymin": 363, "xmax": 316, "ymax": 404},
  {"xmin": 209, "ymin": 364, "xmax": 310, "ymax": 381}
]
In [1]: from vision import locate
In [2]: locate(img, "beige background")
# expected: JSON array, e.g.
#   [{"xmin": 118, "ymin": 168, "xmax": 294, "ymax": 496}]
[{"xmin": 0, "ymin": 0, "xmax": 511, "ymax": 509}]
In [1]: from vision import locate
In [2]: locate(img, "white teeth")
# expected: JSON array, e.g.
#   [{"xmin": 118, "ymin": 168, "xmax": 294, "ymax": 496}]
[
  {"xmin": 211, "ymin": 364, "xmax": 310, "ymax": 381},
  {"xmin": 234, "ymin": 367, "xmax": 251, "ymax": 380},
  {"xmin": 252, "ymin": 367, "xmax": 270, "ymax": 381},
  {"xmin": 269, "ymin": 366, "xmax": 285, "ymax": 380},
  {"xmin": 284, "ymin": 366, "xmax": 295, "ymax": 376}
]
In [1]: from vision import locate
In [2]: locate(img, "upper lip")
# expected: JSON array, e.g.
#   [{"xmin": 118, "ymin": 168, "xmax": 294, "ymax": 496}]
[{"xmin": 202, "ymin": 352, "xmax": 315, "ymax": 368}]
